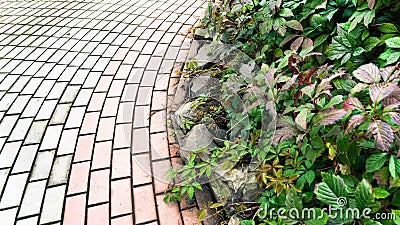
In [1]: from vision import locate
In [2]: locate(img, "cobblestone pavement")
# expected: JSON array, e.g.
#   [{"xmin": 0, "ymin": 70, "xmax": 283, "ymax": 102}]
[{"xmin": 0, "ymin": 0, "xmax": 205, "ymax": 224}]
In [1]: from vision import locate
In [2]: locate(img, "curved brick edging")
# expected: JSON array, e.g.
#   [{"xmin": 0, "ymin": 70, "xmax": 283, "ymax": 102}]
[{"xmin": 0, "ymin": 0, "xmax": 206, "ymax": 224}]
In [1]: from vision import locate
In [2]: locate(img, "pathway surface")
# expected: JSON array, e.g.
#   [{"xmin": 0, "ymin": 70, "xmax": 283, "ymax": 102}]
[{"xmin": 0, "ymin": 0, "xmax": 205, "ymax": 224}]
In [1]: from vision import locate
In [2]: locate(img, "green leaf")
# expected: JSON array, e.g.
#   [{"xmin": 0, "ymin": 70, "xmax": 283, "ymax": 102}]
[
  {"xmin": 387, "ymin": 52, "xmax": 400, "ymax": 65},
  {"xmin": 386, "ymin": 37, "xmax": 400, "ymax": 49},
  {"xmin": 274, "ymin": 17, "xmax": 287, "ymax": 36},
  {"xmin": 209, "ymin": 202, "xmax": 223, "ymax": 208},
  {"xmin": 315, "ymin": 173, "xmax": 349, "ymax": 207},
  {"xmin": 373, "ymin": 187, "xmax": 390, "ymax": 199},
  {"xmin": 389, "ymin": 155, "xmax": 400, "ymax": 179},
  {"xmin": 279, "ymin": 8, "xmax": 294, "ymax": 17},
  {"xmin": 301, "ymin": 84, "xmax": 315, "ymax": 98},
  {"xmin": 309, "ymin": 14, "xmax": 325, "ymax": 30},
  {"xmin": 305, "ymin": 170, "xmax": 315, "ymax": 184},
  {"xmin": 355, "ymin": 179, "xmax": 375, "ymax": 210},
  {"xmin": 373, "ymin": 167, "xmax": 389, "ymax": 184},
  {"xmin": 363, "ymin": 10, "xmax": 375, "ymax": 27},
  {"xmin": 323, "ymin": 95, "xmax": 343, "ymax": 109},
  {"xmin": 197, "ymin": 209, "xmax": 207, "ymax": 221},
  {"xmin": 187, "ymin": 186, "xmax": 195, "ymax": 199},
  {"xmin": 285, "ymin": 188, "xmax": 303, "ymax": 212},
  {"xmin": 392, "ymin": 209, "xmax": 400, "ymax": 224},
  {"xmin": 365, "ymin": 153, "xmax": 387, "ymax": 173},
  {"xmin": 379, "ymin": 48, "xmax": 393, "ymax": 60},
  {"xmin": 363, "ymin": 37, "xmax": 381, "ymax": 52},
  {"xmin": 379, "ymin": 23, "xmax": 399, "ymax": 33},
  {"xmin": 314, "ymin": 34, "xmax": 329, "ymax": 48},
  {"xmin": 192, "ymin": 182, "xmax": 203, "ymax": 190}
]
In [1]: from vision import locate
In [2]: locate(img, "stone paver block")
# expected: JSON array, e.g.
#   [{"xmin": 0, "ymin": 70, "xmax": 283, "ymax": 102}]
[
  {"xmin": 133, "ymin": 185, "xmax": 157, "ymax": 224},
  {"xmin": 74, "ymin": 134, "xmax": 95, "ymax": 162},
  {"xmin": 88, "ymin": 169, "xmax": 110, "ymax": 205},
  {"xmin": 49, "ymin": 154, "xmax": 73, "ymax": 186},
  {"xmin": 67, "ymin": 161, "xmax": 90, "ymax": 195},
  {"xmin": 0, "ymin": 141, "xmax": 21, "ymax": 168},
  {"xmin": 0, "ymin": 173, "xmax": 28, "ymax": 209},
  {"xmin": 40, "ymin": 185, "xmax": 66, "ymax": 224},
  {"xmin": 111, "ymin": 178, "xmax": 132, "ymax": 217},
  {"xmin": 92, "ymin": 141, "xmax": 112, "ymax": 170},
  {"xmin": 12, "ymin": 145, "xmax": 38, "ymax": 174},
  {"xmin": 18, "ymin": 180, "xmax": 46, "ymax": 218},
  {"xmin": 30, "ymin": 150, "xmax": 56, "ymax": 181},
  {"xmin": 63, "ymin": 194, "xmax": 86, "ymax": 225},
  {"xmin": 87, "ymin": 203, "xmax": 109, "ymax": 225}
]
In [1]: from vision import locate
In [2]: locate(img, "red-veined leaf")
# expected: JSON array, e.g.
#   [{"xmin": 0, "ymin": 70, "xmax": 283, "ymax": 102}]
[
  {"xmin": 386, "ymin": 112, "xmax": 400, "ymax": 125},
  {"xmin": 286, "ymin": 20, "xmax": 303, "ymax": 31},
  {"xmin": 265, "ymin": 68, "xmax": 278, "ymax": 86},
  {"xmin": 350, "ymin": 83, "xmax": 369, "ymax": 94},
  {"xmin": 291, "ymin": 36, "xmax": 304, "ymax": 51},
  {"xmin": 302, "ymin": 38, "xmax": 313, "ymax": 49},
  {"xmin": 380, "ymin": 65, "xmax": 399, "ymax": 82},
  {"xmin": 342, "ymin": 96, "xmax": 364, "ymax": 110},
  {"xmin": 368, "ymin": 120, "xmax": 394, "ymax": 151},
  {"xmin": 295, "ymin": 108, "xmax": 308, "ymax": 130},
  {"xmin": 382, "ymin": 86, "xmax": 400, "ymax": 106},
  {"xmin": 370, "ymin": 82, "xmax": 398, "ymax": 103},
  {"xmin": 353, "ymin": 63, "xmax": 381, "ymax": 83},
  {"xmin": 345, "ymin": 114, "xmax": 364, "ymax": 134},
  {"xmin": 271, "ymin": 127, "xmax": 297, "ymax": 145},
  {"xmin": 314, "ymin": 109, "xmax": 348, "ymax": 126},
  {"xmin": 280, "ymin": 34, "xmax": 300, "ymax": 47},
  {"xmin": 367, "ymin": 0, "xmax": 375, "ymax": 9}
]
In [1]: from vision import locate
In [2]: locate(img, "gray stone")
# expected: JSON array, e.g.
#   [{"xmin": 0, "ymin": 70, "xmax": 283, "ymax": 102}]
[
  {"xmin": 174, "ymin": 102, "xmax": 195, "ymax": 128},
  {"xmin": 209, "ymin": 166, "xmax": 259, "ymax": 204},
  {"xmin": 194, "ymin": 28, "xmax": 213, "ymax": 40},
  {"xmin": 214, "ymin": 129, "xmax": 227, "ymax": 147},
  {"xmin": 194, "ymin": 44, "xmax": 217, "ymax": 70},
  {"xmin": 228, "ymin": 215, "xmax": 241, "ymax": 225},
  {"xmin": 179, "ymin": 124, "xmax": 217, "ymax": 162},
  {"xmin": 189, "ymin": 75, "xmax": 221, "ymax": 98}
]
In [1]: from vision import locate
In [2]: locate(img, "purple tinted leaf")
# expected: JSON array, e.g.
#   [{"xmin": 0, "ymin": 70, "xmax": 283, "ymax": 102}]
[
  {"xmin": 291, "ymin": 36, "xmax": 304, "ymax": 51},
  {"xmin": 280, "ymin": 34, "xmax": 300, "ymax": 47},
  {"xmin": 302, "ymin": 38, "xmax": 313, "ymax": 49},
  {"xmin": 353, "ymin": 63, "xmax": 380, "ymax": 83},
  {"xmin": 370, "ymin": 83, "xmax": 398, "ymax": 103},
  {"xmin": 295, "ymin": 108, "xmax": 308, "ymax": 130},
  {"xmin": 368, "ymin": 121, "xmax": 394, "ymax": 151},
  {"xmin": 286, "ymin": 20, "xmax": 303, "ymax": 32},
  {"xmin": 373, "ymin": 167, "xmax": 389, "ymax": 185},
  {"xmin": 345, "ymin": 114, "xmax": 364, "ymax": 134},
  {"xmin": 315, "ymin": 109, "xmax": 348, "ymax": 126},
  {"xmin": 386, "ymin": 112, "xmax": 400, "ymax": 125},
  {"xmin": 342, "ymin": 96, "xmax": 364, "ymax": 110},
  {"xmin": 265, "ymin": 68, "xmax": 278, "ymax": 86},
  {"xmin": 380, "ymin": 66, "xmax": 399, "ymax": 82},
  {"xmin": 382, "ymin": 86, "xmax": 400, "ymax": 106},
  {"xmin": 272, "ymin": 127, "xmax": 296, "ymax": 145},
  {"xmin": 367, "ymin": 0, "xmax": 375, "ymax": 9}
]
